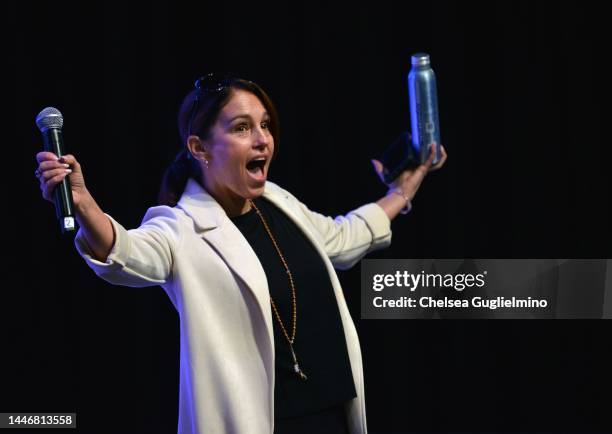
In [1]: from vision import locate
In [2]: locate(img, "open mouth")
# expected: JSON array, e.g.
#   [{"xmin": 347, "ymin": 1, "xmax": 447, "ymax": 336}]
[{"xmin": 246, "ymin": 157, "xmax": 267, "ymax": 181}]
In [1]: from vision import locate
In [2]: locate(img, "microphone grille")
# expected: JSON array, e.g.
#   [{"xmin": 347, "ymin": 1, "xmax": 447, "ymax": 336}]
[{"xmin": 36, "ymin": 107, "xmax": 64, "ymax": 131}]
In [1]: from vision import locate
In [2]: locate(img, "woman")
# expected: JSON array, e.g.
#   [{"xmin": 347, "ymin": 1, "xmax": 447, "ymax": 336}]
[{"xmin": 35, "ymin": 74, "xmax": 446, "ymax": 434}]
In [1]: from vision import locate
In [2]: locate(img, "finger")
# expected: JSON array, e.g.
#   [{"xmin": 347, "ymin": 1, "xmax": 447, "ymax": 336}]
[
  {"xmin": 58, "ymin": 154, "xmax": 81, "ymax": 171},
  {"xmin": 371, "ymin": 159, "xmax": 384, "ymax": 174},
  {"xmin": 41, "ymin": 183, "xmax": 52, "ymax": 202},
  {"xmin": 36, "ymin": 151, "xmax": 59, "ymax": 164},
  {"xmin": 39, "ymin": 160, "xmax": 70, "ymax": 172},
  {"xmin": 41, "ymin": 181, "xmax": 55, "ymax": 202},
  {"xmin": 430, "ymin": 145, "xmax": 448, "ymax": 171},
  {"xmin": 425, "ymin": 143, "xmax": 437, "ymax": 166},
  {"xmin": 41, "ymin": 166, "xmax": 72, "ymax": 182},
  {"xmin": 414, "ymin": 144, "xmax": 436, "ymax": 175},
  {"xmin": 415, "ymin": 145, "xmax": 438, "ymax": 174},
  {"xmin": 43, "ymin": 171, "xmax": 70, "ymax": 200},
  {"xmin": 370, "ymin": 159, "xmax": 388, "ymax": 184}
]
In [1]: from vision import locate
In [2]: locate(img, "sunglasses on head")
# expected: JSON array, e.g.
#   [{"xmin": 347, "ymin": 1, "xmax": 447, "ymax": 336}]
[{"xmin": 187, "ymin": 73, "xmax": 235, "ymax": 137}]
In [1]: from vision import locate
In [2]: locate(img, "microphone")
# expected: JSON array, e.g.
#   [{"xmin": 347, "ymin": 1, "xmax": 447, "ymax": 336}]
[{"xmin": 36, "ymin": 107, "xmax": 75, "ymax": 233}]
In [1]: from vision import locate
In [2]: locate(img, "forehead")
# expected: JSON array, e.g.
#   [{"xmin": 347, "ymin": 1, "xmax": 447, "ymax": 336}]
[{"xmin": 219, "ymin": 89, "xmax": 267, "ymax": 120}]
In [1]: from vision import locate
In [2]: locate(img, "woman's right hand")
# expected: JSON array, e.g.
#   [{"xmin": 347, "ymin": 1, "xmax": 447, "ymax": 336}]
[{"xmin": 35, "ymin": 152, "xmax": 89, "ymax": 207}]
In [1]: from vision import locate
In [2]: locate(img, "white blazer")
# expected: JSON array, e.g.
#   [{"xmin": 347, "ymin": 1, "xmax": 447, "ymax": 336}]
[{"xmin": 74, "ymin": 178, "xmax": 392, "ymax": 434}]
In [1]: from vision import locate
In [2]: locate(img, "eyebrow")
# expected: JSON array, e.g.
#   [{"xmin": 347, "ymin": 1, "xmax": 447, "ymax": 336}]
[{"xmin": 227, "ymin": 112, "xmax": 270, "ymax": 123}]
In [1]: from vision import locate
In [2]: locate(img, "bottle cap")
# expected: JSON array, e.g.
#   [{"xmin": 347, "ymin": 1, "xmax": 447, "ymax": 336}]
[{"xmin": 411, "ymin": 53, "xmax": 430, "ymax": 66}]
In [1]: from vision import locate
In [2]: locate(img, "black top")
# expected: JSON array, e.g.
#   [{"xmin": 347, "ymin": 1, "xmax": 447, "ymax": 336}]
[{"xmin": 230, "ymin": 196, "xmax": 357, "ymax": 419}]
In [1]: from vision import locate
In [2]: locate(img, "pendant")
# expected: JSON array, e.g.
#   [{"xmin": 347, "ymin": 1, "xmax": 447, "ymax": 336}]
[{"xmin": 289, "ymin": 344, "xmax": 308, "ymax": 380}]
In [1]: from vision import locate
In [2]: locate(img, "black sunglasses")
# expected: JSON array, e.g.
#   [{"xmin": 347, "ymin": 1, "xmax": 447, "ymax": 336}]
[{"xmin": 187, "ymin": 73, "xmax": 234, "ymax": 137}]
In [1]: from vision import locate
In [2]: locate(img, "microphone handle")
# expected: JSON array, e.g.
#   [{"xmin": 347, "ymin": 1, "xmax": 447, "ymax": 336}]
[{"xmin": 42, "ymin": 128, "xmax": 75, "ymax": 233}]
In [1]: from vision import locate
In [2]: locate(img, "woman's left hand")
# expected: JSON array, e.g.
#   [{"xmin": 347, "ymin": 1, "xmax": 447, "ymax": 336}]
[{"xmin": 371, "ymin": 143, "xmax": 447, "ymax": 201}]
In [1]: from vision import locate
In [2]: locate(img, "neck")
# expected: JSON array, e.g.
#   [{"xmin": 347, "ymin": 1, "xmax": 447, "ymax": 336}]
[
  {"xmin": 223, "ymin": 197, "xmax": 252, "ymax": 218},
  {"xmin": 202, "ymin": 179, "xmax": 252, "ymax": 218}
]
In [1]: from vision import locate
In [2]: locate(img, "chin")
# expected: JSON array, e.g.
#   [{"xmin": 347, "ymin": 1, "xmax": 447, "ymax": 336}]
[{"xmin": 245, "ymin": 185, "xmax": 266, "ymax": 199}]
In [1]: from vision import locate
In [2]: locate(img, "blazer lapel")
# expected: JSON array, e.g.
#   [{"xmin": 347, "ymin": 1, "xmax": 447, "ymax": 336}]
[
  {"xmin": 176, "ymin": 179, "xmax": 274, "ymax": 346},
  {"xmin": 262, "ymin": 187, "xmax": 321, "ymax": 253}
]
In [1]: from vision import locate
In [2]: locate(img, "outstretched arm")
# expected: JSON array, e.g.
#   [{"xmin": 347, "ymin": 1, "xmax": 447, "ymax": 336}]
[{"xmin": 36, "ymin": 151, "xmax": 178, "ymax": 287}]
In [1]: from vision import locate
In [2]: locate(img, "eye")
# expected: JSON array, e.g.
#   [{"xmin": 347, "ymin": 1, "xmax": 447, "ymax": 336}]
[
  {"xmin": 235, "ymin": 123, "xmax": 249, "ymax": 132},
  {"xmin": 261, "ymin": 121, "xmax": 270, "ymax": 130}
]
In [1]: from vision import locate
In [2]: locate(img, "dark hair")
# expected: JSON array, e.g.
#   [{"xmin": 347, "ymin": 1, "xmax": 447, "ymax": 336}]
[{"xmin": 158, "ymin": 77, "xmax": 280, "ymax": 207}]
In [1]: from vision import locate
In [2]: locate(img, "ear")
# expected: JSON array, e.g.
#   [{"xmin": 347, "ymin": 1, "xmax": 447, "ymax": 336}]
[{"xmin": 187, "ymin": 135, "xmax": 209, "ymax": 161}]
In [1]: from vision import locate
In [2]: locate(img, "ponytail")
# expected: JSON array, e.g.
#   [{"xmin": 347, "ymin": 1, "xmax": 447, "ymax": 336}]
[{"xmin": 158, "ymin": 148, "xmax": 202, "ymax": 207}]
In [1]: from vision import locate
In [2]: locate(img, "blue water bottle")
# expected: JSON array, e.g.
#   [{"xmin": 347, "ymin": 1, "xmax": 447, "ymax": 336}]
[{"xmin": 408, "ymin": 53, "xmax": 442, "ymax": 164}]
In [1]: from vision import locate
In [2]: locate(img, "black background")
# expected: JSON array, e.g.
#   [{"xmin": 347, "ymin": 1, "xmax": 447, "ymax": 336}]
[{"xmin": 4, "ymin": 1, "xmax": 612, "ymax": 433}]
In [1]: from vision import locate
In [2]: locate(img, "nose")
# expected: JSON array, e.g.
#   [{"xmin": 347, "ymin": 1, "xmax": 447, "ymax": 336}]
[{"xmin": 253, "ymin": 125, "xmax": 270, "ymax": 149}]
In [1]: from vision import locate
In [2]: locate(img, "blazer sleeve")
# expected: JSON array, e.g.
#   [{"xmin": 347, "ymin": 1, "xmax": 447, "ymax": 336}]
[
  {"xmin": 286, "ymin": 191, "xmax": 392, "ymax": 270},
  {"xmin": 73, "ymin": 206, "xmax": 182, "ymax": 287}
]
